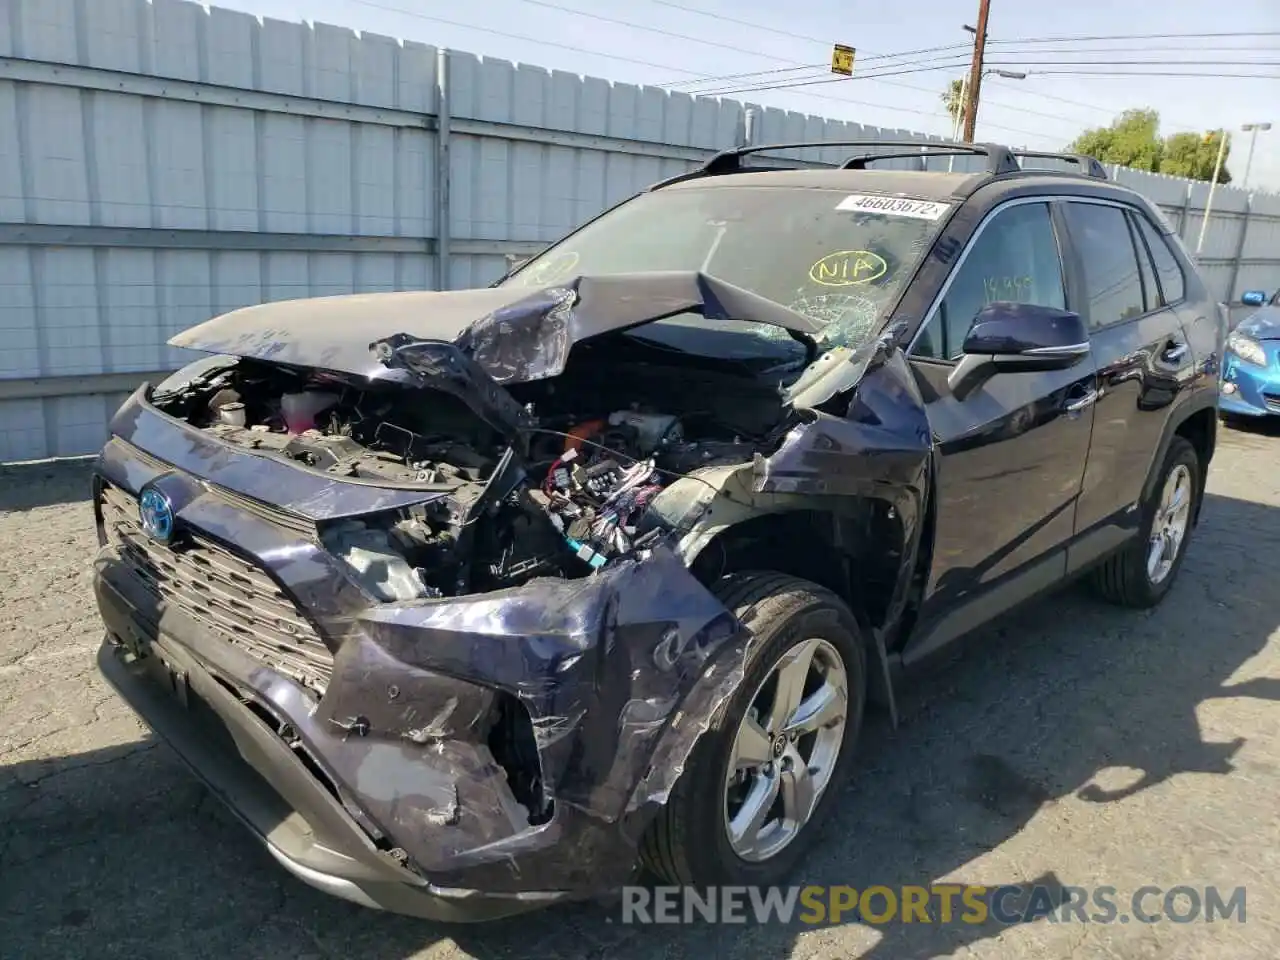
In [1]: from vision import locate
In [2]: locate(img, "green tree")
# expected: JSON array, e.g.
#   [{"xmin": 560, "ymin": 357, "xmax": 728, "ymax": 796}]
[
  {"xmin": 1068, "ymin": 109, "xmax": 1163, "ymax": 172},
  {"xmin": 1067, "ymin": 109, "xmax": 1233, "ymax": 183},
  {"xmin": 1161, "ymin": 130, "xmax": 1232, "ymax": 183}
]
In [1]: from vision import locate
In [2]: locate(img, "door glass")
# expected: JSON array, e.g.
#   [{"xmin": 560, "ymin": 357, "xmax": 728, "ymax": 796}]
[
  {"xmin": 1063, "ymin": 203, "xmax": 1146, "ymax": 329},
  {"xmin": 1132, "ymin": 212, "xmax": 1186, "ymax": 305},
  {"xmin": 915, "ymin": 202, "xmax": 1065, "ymax": 360}
]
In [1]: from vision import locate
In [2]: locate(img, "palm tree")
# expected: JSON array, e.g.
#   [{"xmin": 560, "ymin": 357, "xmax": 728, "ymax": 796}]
[{"xmin": 941, "ymin": 78, "xmax": 966, "ymax": 125}]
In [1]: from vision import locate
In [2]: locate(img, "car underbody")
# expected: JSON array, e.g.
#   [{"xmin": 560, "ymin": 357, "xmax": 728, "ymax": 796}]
[{"xmin": 92, "ymin": 275, "xmax": 932, "ymax": 919}]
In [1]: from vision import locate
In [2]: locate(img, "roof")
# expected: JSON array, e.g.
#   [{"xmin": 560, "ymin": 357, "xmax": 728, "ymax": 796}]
[
  {"xmin": 661, "ymin": 168, "xmax": 984, "ymax": 201},
  {"xmin": 658, "ymin": 165, "xmax": 1143, "ymax": 208}
]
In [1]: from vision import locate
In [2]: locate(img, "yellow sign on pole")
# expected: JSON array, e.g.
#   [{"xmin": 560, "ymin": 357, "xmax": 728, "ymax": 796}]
[{"xmin": 831, "ymin": 44, "xmax": 855, "ymax": 76}]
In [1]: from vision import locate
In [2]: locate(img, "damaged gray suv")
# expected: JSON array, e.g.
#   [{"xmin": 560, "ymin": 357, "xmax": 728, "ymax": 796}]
[{"xmin": 92, "ymin": 140, "xmax": 1225, "ymax": 920}]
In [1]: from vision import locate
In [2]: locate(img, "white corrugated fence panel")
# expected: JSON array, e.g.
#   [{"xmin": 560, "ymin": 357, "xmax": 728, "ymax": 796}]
[{"xmin": 1, "ymin": 0, "xmax": 1278, "ymax": 460}]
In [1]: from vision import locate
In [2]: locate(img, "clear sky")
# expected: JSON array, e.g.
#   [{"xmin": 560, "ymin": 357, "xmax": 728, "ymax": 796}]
[{"xmin": 209, "ymin": 0, "xmax": 1280, "ymax": 191}]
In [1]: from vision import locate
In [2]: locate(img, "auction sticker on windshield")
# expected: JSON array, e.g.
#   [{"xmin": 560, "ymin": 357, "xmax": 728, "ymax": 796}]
[{"xmin": 836, "ymin": 194, "xmax": 951, "ymax": 220}]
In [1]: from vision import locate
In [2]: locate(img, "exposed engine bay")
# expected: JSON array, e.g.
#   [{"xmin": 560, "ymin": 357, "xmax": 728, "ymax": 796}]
[{"xmin": 150, "ymin": 340, "xmax": 792, "ymax": 599}]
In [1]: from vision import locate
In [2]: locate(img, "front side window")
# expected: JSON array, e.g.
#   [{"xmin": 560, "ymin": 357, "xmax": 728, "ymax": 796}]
[
  {"xmin": 1062, "ymin": 203, "xmax": 1146, "ymax": 330},
  {"xmin": 500, "ymin": 185, "xmax": 950, "ymax": 359},
  {"xmin": 914, "ymin": 202, "xmax": 1066, "ymax": 360}
]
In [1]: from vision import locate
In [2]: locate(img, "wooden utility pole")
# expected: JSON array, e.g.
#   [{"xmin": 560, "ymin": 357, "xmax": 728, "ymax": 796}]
[{"xmin": 961, "ymin": 0, "xmax": 992, "ymax": 142}]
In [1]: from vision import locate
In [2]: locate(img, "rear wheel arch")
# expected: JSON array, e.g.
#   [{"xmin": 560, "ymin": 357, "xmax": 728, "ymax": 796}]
[
  {"xmin": 1092, "ymin": 434, "xmax": 1200, "ymax": 607},
  {"xmin": 1172, "ymin": 407, "xmax": 1215, "ymax": 522},
  {"xmin": 1140, "ymin": 398, "xmax": 1216, "ymax": 524}
]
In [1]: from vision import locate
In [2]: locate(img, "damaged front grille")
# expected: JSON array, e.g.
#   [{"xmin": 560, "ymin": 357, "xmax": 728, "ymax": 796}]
[{"xmin": 99, "ymin": 483, "xmax": 334, "ymax": 695}]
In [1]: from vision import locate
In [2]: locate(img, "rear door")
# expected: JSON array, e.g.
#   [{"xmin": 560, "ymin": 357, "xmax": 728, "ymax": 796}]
[
  {"xmin": 1060, "ymin": 199, "xmax": 1196, "ymax": 572},
  {"xmin": 904, "ymin": 199, "xmax": 1097, "ymax": 663}
]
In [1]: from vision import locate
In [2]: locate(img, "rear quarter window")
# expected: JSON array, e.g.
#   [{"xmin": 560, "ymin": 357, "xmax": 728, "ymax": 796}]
[{"xmin": 1132, "ymin": 212, "xmax": 1186, "ymax": 305}]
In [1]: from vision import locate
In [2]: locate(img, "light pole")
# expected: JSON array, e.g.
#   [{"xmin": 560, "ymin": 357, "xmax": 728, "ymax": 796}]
[
  {"xmin": 952, "ymin": 68, "xmax": 1026, "ymax": 140},
  {"xmin": 950, "ymin": 68, "xmax": 1025, "ymax": 169},
  {"xmin": 1240, "ymin": 122, "xmax": 1272, "ymax": 191},
  {"xmin": 1196, "ymin": 129, "xmax": 1230, "ymax": 256}
]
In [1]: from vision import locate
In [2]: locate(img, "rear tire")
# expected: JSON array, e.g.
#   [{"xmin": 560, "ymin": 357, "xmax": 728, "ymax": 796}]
[
  {"xmin": 640, "ymin": 572, "xmax": 867, "ymax": 886},
  {"xmin": 1090, "ymin": 436, "xmax": 1199, "ymax": 609}
]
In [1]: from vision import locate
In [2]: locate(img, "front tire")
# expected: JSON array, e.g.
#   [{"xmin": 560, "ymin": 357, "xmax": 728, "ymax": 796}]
[
  {"xmin": 640, "ymin": 572, "xmax": 867, "ymax": 886},
  {"xmin": 1090, "ymin": 436, "xmax": 1199, "ymax": 608}
]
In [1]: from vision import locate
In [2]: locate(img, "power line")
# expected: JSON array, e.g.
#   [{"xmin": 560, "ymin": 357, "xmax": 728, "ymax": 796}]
[
  {"xmin": 344, "ymin": 0, "xmax": 705, "ymax": 76},
  {"xmin": 515, "ymin": 0, "xmax": 806, "ymax": 62},
  {"xmin": 631, "ymin": 0, "xmax": 1114, "ymax": 138},
  {"xmin": 485, "ymin": 3, "xmax": 1060, "ymax": 138},
  {"xmin": 646, "ymin": 0, "xmax": 835, "ymax": 48},
  {"xmin": 989, "ymin": 30, "xmax": 1280, "ymax": 43},
  {"xmin": 338, "ymin": 1, "xmax": 1173, "ymax": 146},
  {"xmin": 697, "ymin": 64, "xmax": 968, "ymax": 97},
  {"xmin": 666, "ymin": 44, "xmax": 976, "ymax": 86},
  {"xmin": 349, "ymin": 0, "xmax": 1278, "ymax": 105},
  {"xmin": 1014, "ymin": 70, "xmax": 1280, "ymax": 79},
  {"xmin": 661, "ymin": 63, "xmax": 827, "ymax": 89},
  {"xmin": 983, "ymin": 79, "xmax": 1219, "ymax": 135},
  {"xmin": 491, "ymin": 0, "xmax": 992, "ymax": 128},
  {"xmin": 647, "ymin": 0, "xmax": 973, "ymax": 67},
  {"xmin": 985, "ymin": 59, "xmax": 1280, "ymax": 67},
  {"xmin": 986, "ymin": 44, "xmax": 1280, "ymax": 53},
  {"xmin": 700, "ymin": 60, "xmax": 1280, "ymax": 97},
  {"xmin": 697, "ymin": 52, "xmax": 1280, "ymax": 99}
]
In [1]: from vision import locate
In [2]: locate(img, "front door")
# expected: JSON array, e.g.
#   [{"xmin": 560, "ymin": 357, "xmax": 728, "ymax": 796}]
[{"xmin": 904, "ymin": 199, "xmax": 1096, "ymax": 663}]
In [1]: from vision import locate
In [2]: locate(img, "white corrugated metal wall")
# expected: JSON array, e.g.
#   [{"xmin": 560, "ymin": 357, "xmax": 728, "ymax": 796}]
[{"xmin": 1, "ymin": 0, "xmax": 1277, "ymax": 461}]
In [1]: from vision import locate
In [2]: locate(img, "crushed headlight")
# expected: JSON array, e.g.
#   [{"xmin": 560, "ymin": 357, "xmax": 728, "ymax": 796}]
[{"xmin": 1226, "ymin": 331, "xmax": 1267, "ymax": 367}]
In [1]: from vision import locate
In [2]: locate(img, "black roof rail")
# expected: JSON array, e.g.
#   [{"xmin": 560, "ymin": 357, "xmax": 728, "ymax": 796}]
[
  {"xmin": 1009, "ymin": 150, "xmax": 1109, "ymax": 180},
  {"xmin": 837, "ymin": 143, "xmax": 1019, "ymax": 172},
  {"xmin": 646, "ymin": 140, "xmax": 1111, "ymax": 192},
  {"xmin": 675, "ymin": 139, "xmax": 1023, "ymax": 179}
]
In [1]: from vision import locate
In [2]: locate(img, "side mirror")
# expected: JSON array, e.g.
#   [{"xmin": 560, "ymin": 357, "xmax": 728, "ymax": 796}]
[
  {"xmin": 1241, "ymin": 290, "xmax": 1267, "ymax": 307},
  {"xmin": 948, "ymin": 302, "xmax": 1090, "ymax": 401}
]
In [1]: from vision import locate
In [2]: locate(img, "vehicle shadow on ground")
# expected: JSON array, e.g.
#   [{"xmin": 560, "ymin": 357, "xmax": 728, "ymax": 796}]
[
  {"xmin": 0, "ymin": 457, "xmax": 96, "ymax": 511},
  {"xmin": 1, "ymin": 491, "xmax": 1277, "ymax": 960},
  {"xmin": 1220, "ymin": 415, "xmax": 1280, "ymax": 440}
]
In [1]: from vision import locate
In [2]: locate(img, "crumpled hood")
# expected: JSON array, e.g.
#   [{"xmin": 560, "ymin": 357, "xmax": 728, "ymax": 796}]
[
  {"xmin": 169, "ymin": 272, "xmax": 822, "ymax": 382},
  {"xmin": 1237, "ymin": 306, "xmax": 1280, "ymax": 341}
]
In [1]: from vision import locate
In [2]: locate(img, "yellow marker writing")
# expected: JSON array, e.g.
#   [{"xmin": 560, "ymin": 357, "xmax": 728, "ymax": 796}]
[{"xmin": 809, "ymin": 250, "xmax": 888, "ymax": 286}]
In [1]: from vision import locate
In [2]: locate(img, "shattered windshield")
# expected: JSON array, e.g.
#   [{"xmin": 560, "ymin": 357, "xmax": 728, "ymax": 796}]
[{"xmin": 499, "ymin": 184, "xmax": 949, "ymax": 356}]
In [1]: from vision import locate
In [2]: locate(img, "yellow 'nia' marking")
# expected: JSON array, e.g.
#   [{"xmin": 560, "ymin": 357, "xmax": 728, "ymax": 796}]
[{"xmin": 809, "ymin": 250, "xmax": 887, "ymax": 286}]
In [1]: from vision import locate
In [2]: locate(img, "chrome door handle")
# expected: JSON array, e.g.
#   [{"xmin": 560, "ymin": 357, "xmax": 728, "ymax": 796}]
[
  {"xmin": 1163, "ymin": 342, "xmax": 1189, "ymax": 363},
  {"xmin": 1065, "ymin": 388, "xmax": 1098, "ymax": 412}
]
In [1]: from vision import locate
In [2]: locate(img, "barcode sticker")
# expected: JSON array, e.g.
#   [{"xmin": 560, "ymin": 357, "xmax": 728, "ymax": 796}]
[{"xmin": 836, "ymin": 194, "xmax": 951, "ymax": 220}]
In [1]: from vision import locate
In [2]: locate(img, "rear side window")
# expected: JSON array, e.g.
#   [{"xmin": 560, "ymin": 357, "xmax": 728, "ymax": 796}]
[
  {"xmin": 914, "ymin": 202, "xmax": 1066, "ymax": 360},
  {"xmin": 1132, "ymin": 212, "xmax": 1186, "ymax": 305},
  {"xmin": 1062, "ymin": 203, "xmax": 1145, "ymax": 330},
  {"xmin": 1127, "ymin": 213, "xmax": 1160, "ymax": 313}
]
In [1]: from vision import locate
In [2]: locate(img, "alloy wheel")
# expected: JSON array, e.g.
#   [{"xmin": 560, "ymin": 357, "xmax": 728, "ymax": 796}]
[
  {"xmin": 723, "ymin": 637, "xmax": 849, "ymax": 862},
  {"xmin": 1147, "ymin": 463, "xmax": 1193, "ymax": 584}
]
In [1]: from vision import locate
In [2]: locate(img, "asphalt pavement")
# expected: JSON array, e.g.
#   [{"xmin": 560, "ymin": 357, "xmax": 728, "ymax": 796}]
[{"xmin": 2, "ymin": 423, "xmax": 1279, "ymax": 959}]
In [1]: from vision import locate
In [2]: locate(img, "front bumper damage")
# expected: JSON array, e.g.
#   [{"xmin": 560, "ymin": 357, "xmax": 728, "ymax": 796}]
[{"xmin": 92, "ymin": 433, "xmax": 750, "ymax": 920}]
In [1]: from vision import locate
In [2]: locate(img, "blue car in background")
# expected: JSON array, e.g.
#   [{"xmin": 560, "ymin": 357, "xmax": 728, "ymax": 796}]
[{"xmin": 1220, "ymin": 288, "xmax": 1280, "ymax": 423}]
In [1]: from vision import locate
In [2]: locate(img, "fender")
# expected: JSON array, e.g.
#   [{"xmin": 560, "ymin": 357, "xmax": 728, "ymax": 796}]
[{"xmin": 1137, "ymin": 387, "xmax": 1218, "ymax": 521}]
